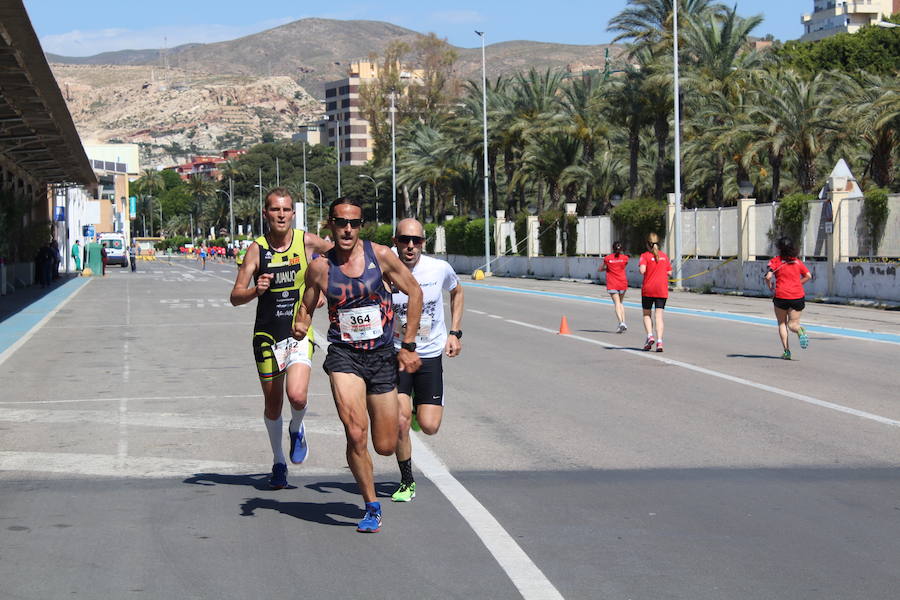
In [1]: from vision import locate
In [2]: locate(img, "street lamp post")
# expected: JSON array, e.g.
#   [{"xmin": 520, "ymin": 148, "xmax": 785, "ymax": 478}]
[
  {"xmin": 334, "ymin": 115, "xmax": 342, "ymax": 197},
  {"xmin": 257, "ymin": 168, "xmax": 264, "ymax": 234},
  {"xmin": 217, "ymin": 180, "xmax": 234, "ymax": 242},
  {"xmin": 304, "ymin": 181, "xmax": 324, "ymax": 235},
  {"xmin": 475, "ymin": 30, "xmax": 491, "ymax": 276},
  {"xmin": 390, "ymin": 89, "xmax": 397, "ymax": 232},
  {"xmin": 358, "ymin": 174, "xmax": 380, "ymax": 225},
  {"xmin": 672, "ymin": 2, "xmax": 683, "ymax": 285}
]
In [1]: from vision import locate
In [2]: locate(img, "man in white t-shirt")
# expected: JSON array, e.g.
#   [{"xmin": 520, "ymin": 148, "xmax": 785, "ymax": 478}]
[{"xmin": 390, "ymin": 218, "xmax": 464, "ymax": 502}]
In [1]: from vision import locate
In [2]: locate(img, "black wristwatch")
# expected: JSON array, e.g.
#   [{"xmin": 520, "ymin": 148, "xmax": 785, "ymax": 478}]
[
  {"xmin": 400, "ymin": 341, "xmax": 417, "ymax": 352},
  {"xmin": 448, "ymin": 330, "xmax": 463, "ymax": 339}
]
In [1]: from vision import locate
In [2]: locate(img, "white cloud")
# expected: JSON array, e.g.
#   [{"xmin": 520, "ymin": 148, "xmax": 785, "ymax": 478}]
[
  {"xmin": 429, "ymin": 10, "xmax": 484, "ymax": 25},
  {"xmin": 40, "ymin": 17, "xmax": 298, "ymax": 56}
]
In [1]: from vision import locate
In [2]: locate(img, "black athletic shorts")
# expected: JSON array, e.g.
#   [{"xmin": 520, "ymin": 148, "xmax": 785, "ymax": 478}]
[
  {"xmin": 773, "ymin": 297, "xmax": 805, "ymax": 312},
  {"xmin": 397, "ymin": 355, "xmax": 444, "ymax": 407},
  {"xmin": 642, "ymin": 296, "xmax": 667, "ymax": 310},
  {"xmin": 322, "ymin": 343, "xmax": 397, "ymax": 395}
]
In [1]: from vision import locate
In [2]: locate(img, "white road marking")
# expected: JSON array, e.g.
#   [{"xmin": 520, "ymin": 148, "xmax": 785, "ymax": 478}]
[
  {"xmin": 468, "ymin": 309, "xmax": 488, "ymax": 315},
  {"xmin": 0, "ymin": 451, "xmax": 341, "ymax": 478},
  {"xmin": 0, "ymin": 393, "xmax": 329, "ymax": 405},
  {"xmin": 0, "ymin": 279, "xmax": 92, "ymax": 369},
  {"xmin": 411, "ymin": 433, "xmax": 564, "ymax": 600},
  {"xmin": 169, "ymin": 260, "xmax": 236, "ymax": 284},
  {"xmin": 505, "ymin": 319, "xmax": 900, "ymax": 428},
  {"xmin": 120, "ymin": 279, "xmax": 131, "ymax": 464},
  {"xmin": 489, "ymin": 314, "xmax": 504, "ymax": 319},
  {"xmin": 0, "ymin": 408, "xmax": 345, "ymax": 434}
]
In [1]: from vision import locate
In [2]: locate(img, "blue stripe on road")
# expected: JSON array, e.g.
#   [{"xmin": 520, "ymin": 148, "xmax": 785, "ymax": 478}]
[
  {"xmin": 0, "ymin": 278, "xmax": 90, "ymax": 354},
  {"xmin": 463, "ymin": 282, "xmax": 900, "ymax": 345}
]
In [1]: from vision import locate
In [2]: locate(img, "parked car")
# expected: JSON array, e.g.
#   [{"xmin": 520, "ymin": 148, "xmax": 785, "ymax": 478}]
[{"xmin": 99, "ymin": 233, "xmax": 128, "ymax": 267}]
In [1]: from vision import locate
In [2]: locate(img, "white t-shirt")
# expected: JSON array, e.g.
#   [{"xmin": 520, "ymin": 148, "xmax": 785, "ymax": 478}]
[{"xmin": 392, "ymin": 254, "xmax": 459, "ymax": 358}]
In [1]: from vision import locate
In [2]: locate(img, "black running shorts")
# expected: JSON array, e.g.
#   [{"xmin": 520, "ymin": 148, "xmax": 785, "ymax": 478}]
[
  {"xmin": 323, "ymin": 343, "xmax": 397, "ymax": 395},
  {"xmin": 397, "ymin": 355, "xmax": 444, "ymax": 407},
  {"xmin": 773, "ymin": 297, "xmax": 805, "ymax": 312},
  {"xmin": 641, "ymin": 296, "xmax": 667, "ymax": 310}
]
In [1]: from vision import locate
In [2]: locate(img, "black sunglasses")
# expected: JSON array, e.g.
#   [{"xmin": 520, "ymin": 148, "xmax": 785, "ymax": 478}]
[
  {"xmin": 397, "ymin": 235, "xmax": 425, "ymax": 246},
  {"xmin": 332, "ymin": 217, "xmax": 363, "ymax": 228}
]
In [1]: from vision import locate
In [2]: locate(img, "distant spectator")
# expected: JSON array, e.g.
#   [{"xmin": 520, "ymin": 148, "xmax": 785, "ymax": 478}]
[
  {"xmin": 50, "ymin": 240, "xmax": 61, "ymax": 280},
  {"xmin": 72, "ymin": 240, "xmax": 82, "ymax": 271},
  {"xmin": 100, "ymin": 245, "xmax": 108, "ymax": 276},
  {"xmin": 129, "ymin": 242, "xmax": 137, "ymax": 272}
]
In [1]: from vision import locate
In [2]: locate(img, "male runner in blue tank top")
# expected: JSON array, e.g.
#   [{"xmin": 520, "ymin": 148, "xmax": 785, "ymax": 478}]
[
  {"xmin": 293, "ymin": 197, "xmax": 423, "ymax": 533},
  {"xmin": 230, "ymin": 188, "xmax": 332, "ymax": 489}
]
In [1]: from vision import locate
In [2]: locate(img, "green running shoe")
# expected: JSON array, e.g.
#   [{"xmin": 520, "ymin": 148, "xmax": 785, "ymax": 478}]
[
  {"xmin": 797, "ymin": 327, "xmax": 809, "ymax": 349},
  {"xmin": 391, "ymin": 481, "xmax": 416, "ymax": 502},
  {"xmin": 410, "ymin": 410, "xmax": 421, "ymax": 432},
  {"xmin": 781, "ymin": 349, "xmax": 792, "ymax": 360}
]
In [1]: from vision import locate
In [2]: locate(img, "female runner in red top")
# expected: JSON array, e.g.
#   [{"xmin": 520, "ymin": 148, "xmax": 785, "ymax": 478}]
[
  {"xmin": 765, "ymin": 236, "xmax": 811, "ymax": 360},
  {"xmin": 638, "ymin": 232, "xmax": 671, "ymax": 352},
  {"xmin": 598, "ymin": 241, "xmax": 629, "ymax": 333}
]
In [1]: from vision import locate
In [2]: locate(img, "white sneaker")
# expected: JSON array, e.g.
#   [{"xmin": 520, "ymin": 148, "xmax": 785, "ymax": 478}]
[{"xmin": 620, "ymin": 322, "xmax": 628, "ymax": 332}]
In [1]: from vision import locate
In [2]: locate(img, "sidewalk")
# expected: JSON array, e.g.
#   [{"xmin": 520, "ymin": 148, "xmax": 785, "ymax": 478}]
[
  {"xmin": 0, "ymin": 275, "xmax": 90, "ymax": 356},
  {"xmin": 468, "ymin": 275, "xmax": 900, "ymax": 339}
]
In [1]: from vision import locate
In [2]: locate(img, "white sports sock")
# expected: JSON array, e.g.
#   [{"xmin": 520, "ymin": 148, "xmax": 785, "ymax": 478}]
[
  {"xmin": 289, "ymin": 407, "xmax": 306, "ymax": 433},
  {"xmin": 657, "ymin": 337, "xmax": 663, "ymax": 344},
  {"xmin": 264, "ymin": 416, "xmax": 286, "ymax": 465}
]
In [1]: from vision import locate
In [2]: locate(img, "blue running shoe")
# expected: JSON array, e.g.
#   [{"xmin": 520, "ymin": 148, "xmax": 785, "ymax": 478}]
[
  {"xmin": 798, "ymin": 327, "xmax": 809, "ymax": 349},
  {"xmin": 269, "ymin": 463, "xmax": 287, "ymax": 489},
  {"xmin": 289, "ymin": 421, "xmax": 309, "ymax": 464},
  {"xmin": 357, "ymin": 502, "xmax": 382, "ymax": 533}
]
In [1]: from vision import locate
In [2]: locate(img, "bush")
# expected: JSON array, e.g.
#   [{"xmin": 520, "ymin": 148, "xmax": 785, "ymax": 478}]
[
  {"xmin": 538, "ymin": 210, "xmax": 561, "ymax": 256},
  {"xmin": 611, "ymin": 197, "xmax": 666, "ymax": 255},
  {"xmin": 156, "ymin": 235, "xmax": 190, "ymax": 252},
  {"xmin": 862, "ymin": 187, "xmax": 889, "ymax": 255},
  {"xmin": 563, "ymin": 214, "xmax": 578, "ymax": 256},
  {"xmin": 444, "ymin": 217, "xmax": 468, "ymax": 254},
  {"xmin": 769, "ymin": 193, "xmax": 812, "ymax": 246},
  {"xmin": 359, "ymin": 223, "xmax": 394, "ymax": 247},
  {"xmin": 464, "ymin": 218, "xmax": 495, "ymax": 256},
  {"xmin": 424, "ymin": 223, "xmax": 437, "ymax": 253},
  {"xmin": 514, "ymin": 212, "xmax": 529, "ymax": 256}
]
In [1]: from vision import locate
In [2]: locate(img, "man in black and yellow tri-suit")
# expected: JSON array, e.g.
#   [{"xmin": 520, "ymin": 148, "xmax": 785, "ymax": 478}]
[{"xmin": 230, "ymin": 187, "xmax": 332, "ymax": 489}]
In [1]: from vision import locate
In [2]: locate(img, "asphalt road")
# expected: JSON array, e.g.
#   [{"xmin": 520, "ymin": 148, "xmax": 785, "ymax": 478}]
[{"xmin": 1, "ymin": 257, "xmax": 898, "ymax": 599}]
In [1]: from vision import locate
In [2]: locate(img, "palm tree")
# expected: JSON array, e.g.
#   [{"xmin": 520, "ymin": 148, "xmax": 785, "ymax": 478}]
[
  {"xmin": 838, "ymin": 72, "xmax": 899, "ymax": 188},
  {"xmin": 608, "ymin": 0, "xmax": 725, "ymax": 53},
  {"xmin": 186, "ymin": 174, "xmax": 218, "ymax": 235},
  {"xmin": 744, "ymin": 69, "xmax": 840, "ymax": 196}
]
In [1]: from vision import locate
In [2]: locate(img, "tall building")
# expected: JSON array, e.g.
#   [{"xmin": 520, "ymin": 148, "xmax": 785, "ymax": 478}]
[
  {"xmin": 302, "ymin": 60, "xmax": 423, "ymax": 167},
  {"xmin": 801, "ymin": 0, "xmax": 900, "ymax": 41}
]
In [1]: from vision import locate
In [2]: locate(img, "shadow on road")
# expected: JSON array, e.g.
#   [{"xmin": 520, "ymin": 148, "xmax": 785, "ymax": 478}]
[
  {"xmin": 726, "ymin": 353, "xmax": 782, "ymax": 360},
  {"xmin": 305, "ymin": 480, "xmax": 396, "ymax": 498},
  {"xmin": 239, "ymin": 497, "xmax": 361, "ymax": 527},
  {"xmin": 183, "ymin": 472, "xmax": 289, "ymax": 491}
]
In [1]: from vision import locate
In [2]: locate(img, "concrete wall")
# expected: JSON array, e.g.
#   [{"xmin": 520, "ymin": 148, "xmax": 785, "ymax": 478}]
[{"xmin": 445, "ymin": 254, "xmax": 900, "ymax": 302}]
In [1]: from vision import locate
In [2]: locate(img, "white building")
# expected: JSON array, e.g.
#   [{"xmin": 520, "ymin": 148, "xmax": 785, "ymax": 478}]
[{"xmin": 801, "ymin": 0, "xmax": 900, "ymax": 41}]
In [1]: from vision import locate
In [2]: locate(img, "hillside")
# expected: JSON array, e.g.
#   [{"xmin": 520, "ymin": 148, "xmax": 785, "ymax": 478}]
[
  {"xmin": 47, "ymin": 18, "xmax": 625, "ymax": 167},
  {"xmin": 53, "ymin": 64, "xmax": 320, "ymax": 167},
  {"xmin": 47, "ymin": 18, "xmax": 624, "ymax": 96}
]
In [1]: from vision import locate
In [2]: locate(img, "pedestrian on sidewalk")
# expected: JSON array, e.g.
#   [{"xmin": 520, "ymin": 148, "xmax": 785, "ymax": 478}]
[
  {"xmin": 639, "ymin": 233, "xmax": 671, "ymax": 352},
  {"xmin": 599, "ymin": 240, "xmax": 629, "ymax": 333},
  {"xmin": 72, "ymin": 240, "xmax": 82, "ymax": 272},
  {"xmin": 765, "ymin": 236, "xmax": 811, "ymax": 360}
]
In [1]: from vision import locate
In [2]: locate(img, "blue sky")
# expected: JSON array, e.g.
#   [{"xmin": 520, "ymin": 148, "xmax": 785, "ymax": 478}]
[{"xmin": 25, "ymin": 1, "xmax": 807, "ymax": 57}]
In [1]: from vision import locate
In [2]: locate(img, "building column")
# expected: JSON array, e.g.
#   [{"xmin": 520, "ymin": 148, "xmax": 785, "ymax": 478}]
[
  {"xmin": 494, "ymin": 210, "xmax": 506, "ymax": 257},
  {"xmin": 827, "ymin": 177, "xmax": 851, "ymax": 296},
  {"xmin": 736, "ymin": 197, "xmax": 755, "ymax": 292}
]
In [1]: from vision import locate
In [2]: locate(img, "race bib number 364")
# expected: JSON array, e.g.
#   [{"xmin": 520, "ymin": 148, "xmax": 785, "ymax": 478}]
[{"xmin": 338, "ymin": 305, "xmax": 383, "ymax": 341}]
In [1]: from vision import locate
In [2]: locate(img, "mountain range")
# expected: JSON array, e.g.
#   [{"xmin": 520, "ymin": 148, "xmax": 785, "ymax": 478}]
[{"xmin": 47, "ymin": 18, "xmax": 624, "ymax": 166}]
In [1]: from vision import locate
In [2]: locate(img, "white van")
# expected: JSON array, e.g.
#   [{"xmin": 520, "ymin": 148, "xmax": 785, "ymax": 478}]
[{"xmin": 99, "ymin": 232, "xmax": 128, "ymax": 267}]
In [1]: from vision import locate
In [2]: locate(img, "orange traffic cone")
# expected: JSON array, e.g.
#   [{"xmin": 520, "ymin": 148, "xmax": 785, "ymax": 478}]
[{"xmin": 558, "ymin": 316, "xmax": 571, "ymax": 335}]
